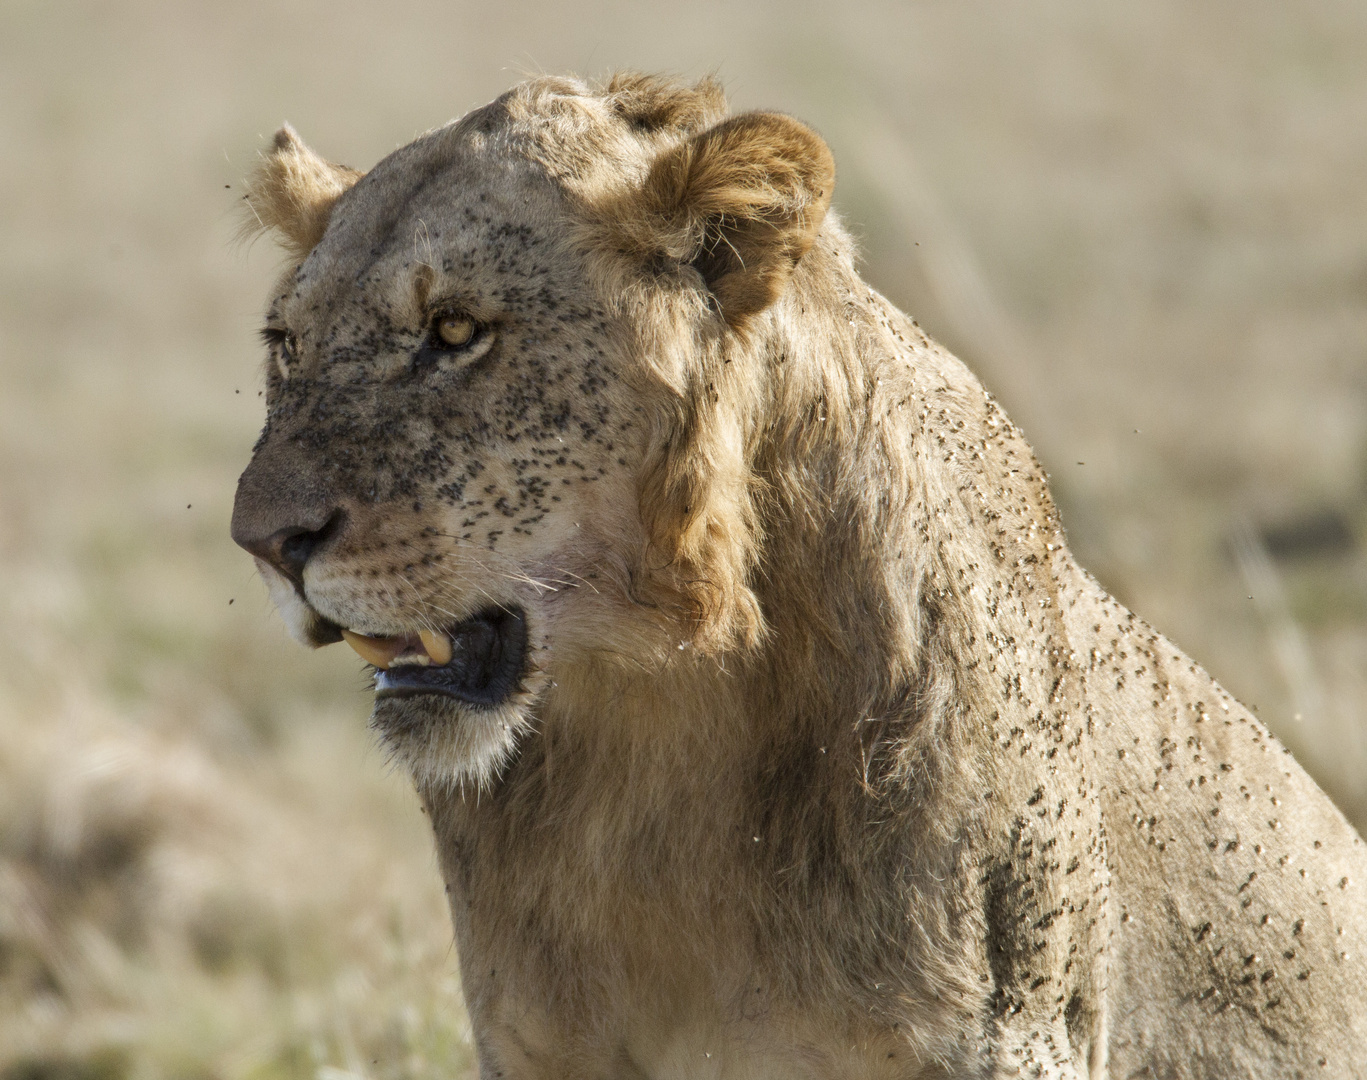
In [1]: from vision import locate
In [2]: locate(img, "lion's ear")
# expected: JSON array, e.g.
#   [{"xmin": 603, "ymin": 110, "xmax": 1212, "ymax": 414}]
[
  {"xmin": 242, "ymin": 125, "xmax": 363, "ymax": 259},
  {"xmin": 633, "ymin": 112, "xmax": 835, "ymax": 327}
]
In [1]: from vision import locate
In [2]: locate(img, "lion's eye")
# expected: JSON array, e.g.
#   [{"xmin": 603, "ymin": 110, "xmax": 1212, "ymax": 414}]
[
  {"xmin": 436, "ymin": 314, "xmax": 477, "ymax": 348},
  {"xmin": 414, "ymin": 310, "xmax": 494, "ymax": 376},
  {"xmin": 262, "ymin": 326, "xmax": 298, "ymax": 379}
]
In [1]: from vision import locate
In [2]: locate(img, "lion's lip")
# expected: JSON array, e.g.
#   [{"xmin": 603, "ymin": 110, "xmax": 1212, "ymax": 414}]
[{"xmin": 348, "ymin": 607, "xmax": 527, "ymax": 707}]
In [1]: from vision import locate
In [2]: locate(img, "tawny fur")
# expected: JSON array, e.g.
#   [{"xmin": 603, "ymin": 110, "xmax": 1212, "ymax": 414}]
[{"xmin": 233, "ymin": 73, "xmax": 1367, "ymax": 1078}]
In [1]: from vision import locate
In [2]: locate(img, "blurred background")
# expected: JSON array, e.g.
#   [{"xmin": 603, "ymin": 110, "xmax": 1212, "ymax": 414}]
[{"xmin": 4, "ymin": 1, "xmax": 1367, "ymax": 1076}]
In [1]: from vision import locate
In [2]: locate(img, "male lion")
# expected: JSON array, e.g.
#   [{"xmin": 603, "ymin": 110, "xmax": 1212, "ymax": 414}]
[{"xmin": 232, "ymin": 74, "xmax": 1367, "ymax": 1077}]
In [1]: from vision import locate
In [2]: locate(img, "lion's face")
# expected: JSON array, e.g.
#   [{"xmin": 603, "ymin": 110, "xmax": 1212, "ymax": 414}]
[
  {"xmin": 232, "ymin": 78, "xmax": 834, "ymax": 786},
  {"xmin": 235, "ymin": 130, "xmax": 649, "ymax": 786}
]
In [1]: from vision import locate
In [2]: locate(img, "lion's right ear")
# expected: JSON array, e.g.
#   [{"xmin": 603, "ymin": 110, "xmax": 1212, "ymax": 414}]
[{"xmin": 241, "ymin": 125, "xmax": 363, "ymax": 260}]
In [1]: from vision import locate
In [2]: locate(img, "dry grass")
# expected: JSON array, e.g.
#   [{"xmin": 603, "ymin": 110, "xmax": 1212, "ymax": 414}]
[{"xmin": 3, "ymin": 1, "xmax": 1367, "ymax": 1075}]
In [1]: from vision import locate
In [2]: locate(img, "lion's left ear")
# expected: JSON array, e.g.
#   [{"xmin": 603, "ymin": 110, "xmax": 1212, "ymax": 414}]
[
  {"xmin": 623, "ymin": 112, "xmax": 835, "ymax": 327},
  {"xmin": 242, "ymin": 124, "xmax": 363, "ymax": 260}
]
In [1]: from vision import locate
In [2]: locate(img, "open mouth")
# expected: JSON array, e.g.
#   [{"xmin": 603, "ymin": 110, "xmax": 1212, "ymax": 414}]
[{"xmin": 340, "ymin": 607, "xmax": 527, "ymax": 707}]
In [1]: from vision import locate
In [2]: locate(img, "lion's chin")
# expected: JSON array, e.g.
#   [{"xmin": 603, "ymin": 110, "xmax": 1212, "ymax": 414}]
[
  {"xmin": 368, "ymin": 608, "xmax": 540, "ymax": 791},
  {"xmin": 371, "ymin": 692, "xmax": 533, "ymax": 791}
]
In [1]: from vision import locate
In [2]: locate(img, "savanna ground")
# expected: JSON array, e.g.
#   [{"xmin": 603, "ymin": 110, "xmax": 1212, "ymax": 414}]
[{"xmin": 3, "ymin": 2, "xmax": 1367, "ymax": 1076}]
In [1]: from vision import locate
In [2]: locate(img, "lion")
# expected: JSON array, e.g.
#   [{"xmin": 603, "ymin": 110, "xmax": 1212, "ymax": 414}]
[{"xmin": 231, "ymin": 73, "xmax": 1367, "ymax": 1077}]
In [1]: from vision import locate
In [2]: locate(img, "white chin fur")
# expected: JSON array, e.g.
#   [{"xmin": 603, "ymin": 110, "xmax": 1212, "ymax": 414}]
[{"xmin": 374, "ymin": 695, "xmax": 532, "ymax": 793}]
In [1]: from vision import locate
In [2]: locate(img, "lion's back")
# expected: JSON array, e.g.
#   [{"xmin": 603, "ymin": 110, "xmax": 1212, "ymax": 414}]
[{"xmin": 1058, "ymin": 558, "xmax": 1367, "ymax": 1076}]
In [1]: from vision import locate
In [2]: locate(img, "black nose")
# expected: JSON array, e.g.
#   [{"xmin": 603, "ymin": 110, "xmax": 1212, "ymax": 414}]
[{"xmin": 234, "ymin": 512, "xmax": 343, "ymax": 588}]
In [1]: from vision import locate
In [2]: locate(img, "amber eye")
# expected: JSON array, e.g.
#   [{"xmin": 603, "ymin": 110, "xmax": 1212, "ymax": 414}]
[{"xmin": 435, "ymin": 314, "xmax": 477, "ymax": 348}]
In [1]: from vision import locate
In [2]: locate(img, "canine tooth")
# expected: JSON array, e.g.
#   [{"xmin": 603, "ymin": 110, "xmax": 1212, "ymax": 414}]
[
  {"xmin": 341, "ymin": 629, "xmax": 404, "ymax": 670},
  {"xmin": 419, "ymin": 629, "xmax": 453, "ymax": 666}
]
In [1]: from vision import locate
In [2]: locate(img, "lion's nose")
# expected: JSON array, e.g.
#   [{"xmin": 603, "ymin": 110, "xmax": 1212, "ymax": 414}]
[
  {"xmin": 234, "ymin": 515, "xmax": 344, "ymax": 587},
  {"xmin": 231, "ymin": 428, "xmax": 346, "ymax": 590}
]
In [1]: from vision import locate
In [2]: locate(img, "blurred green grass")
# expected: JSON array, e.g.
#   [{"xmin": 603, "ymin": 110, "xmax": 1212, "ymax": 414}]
[{"xmin": 3, "ymin": 1, "xmax": 1367, "ymax": 1076}]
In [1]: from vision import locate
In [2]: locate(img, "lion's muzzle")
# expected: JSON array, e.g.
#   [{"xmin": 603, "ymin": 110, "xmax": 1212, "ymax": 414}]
[{"xmin": 232, "ymin": 428, "xmax": 530, "ymax": 710}]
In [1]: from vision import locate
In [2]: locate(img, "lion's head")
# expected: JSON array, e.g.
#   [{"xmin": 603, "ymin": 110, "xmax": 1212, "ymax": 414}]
[{"xmin": 232, "ymin": 74, "xmax": 836, "ymax": 787}]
